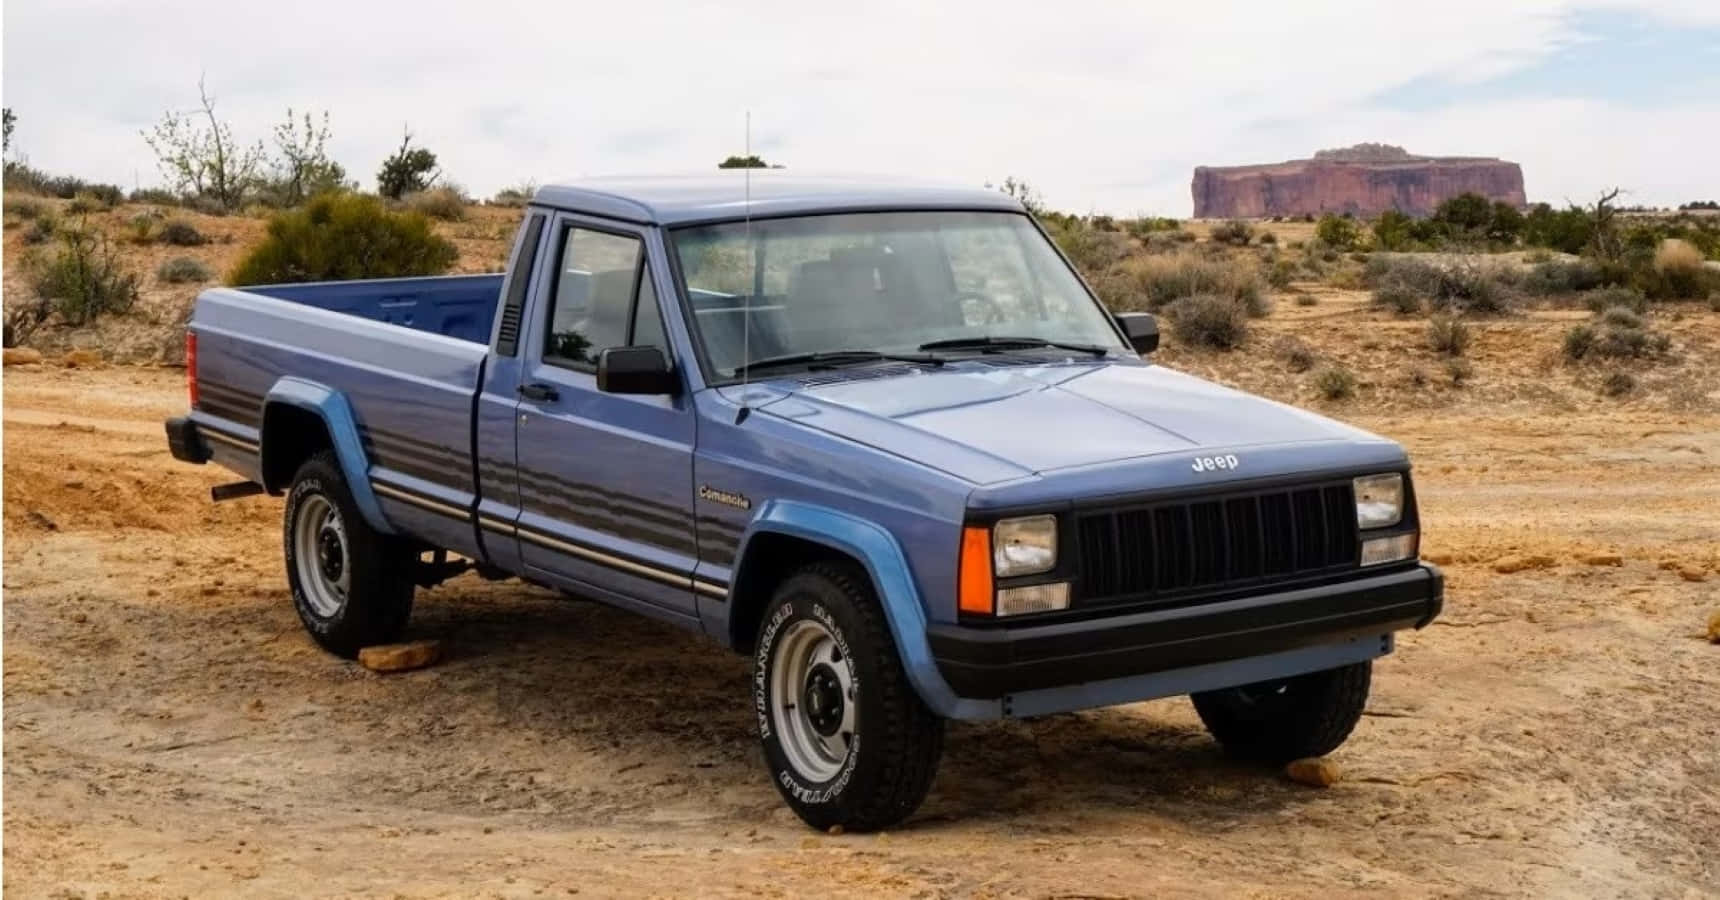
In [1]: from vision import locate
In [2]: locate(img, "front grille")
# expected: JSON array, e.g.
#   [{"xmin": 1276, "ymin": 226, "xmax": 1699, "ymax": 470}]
[{"xmin": 1076, "ymin": 482, "xmax": 1359, "ymax": 604}]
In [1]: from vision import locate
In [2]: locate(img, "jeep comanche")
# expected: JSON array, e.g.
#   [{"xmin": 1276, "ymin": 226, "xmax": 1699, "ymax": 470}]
[{"xmin": 165, "ymin": 174, "xmax": 1442, "ymax": 830}]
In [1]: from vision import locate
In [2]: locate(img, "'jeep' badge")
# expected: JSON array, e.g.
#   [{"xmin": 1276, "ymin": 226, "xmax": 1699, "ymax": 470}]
[
  {"xmin": 699, "ymin": 485, "xmax": 752, "ymax": 510},
  {"xmin": 1191, "ymin": 454, "xmax": 1240, "ymax": 473}
]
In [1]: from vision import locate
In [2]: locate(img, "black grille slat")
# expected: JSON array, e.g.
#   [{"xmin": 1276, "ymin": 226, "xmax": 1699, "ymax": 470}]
[{"xmin": 1075, "ymin": 481, "xmax": 1360, "ymax": 605}]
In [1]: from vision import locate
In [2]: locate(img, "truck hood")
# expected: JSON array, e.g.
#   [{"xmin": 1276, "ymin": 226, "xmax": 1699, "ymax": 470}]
[{"xmin": 757, "ymin": 359, "xmax": 1392, "ymax": 483}]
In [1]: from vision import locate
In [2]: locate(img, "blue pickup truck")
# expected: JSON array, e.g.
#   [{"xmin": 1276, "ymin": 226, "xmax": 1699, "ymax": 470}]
[{"xmin": 166, "ymin": 175, "xmax": 1441, "ymax": 830}]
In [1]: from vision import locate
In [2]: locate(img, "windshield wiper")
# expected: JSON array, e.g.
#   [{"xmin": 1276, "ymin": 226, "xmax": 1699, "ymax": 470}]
[
  {"xmin": 731, "ymin": 349, "xmax": 945, "ymax": 378},
  {"xmin": 916, "ymin": 335, "xmax": 1110, "ymax": 357}
]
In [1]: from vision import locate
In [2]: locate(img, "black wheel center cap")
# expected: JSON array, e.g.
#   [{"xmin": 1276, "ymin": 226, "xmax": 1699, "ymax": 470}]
[
  {"xmin": 317, "ymin": 528, "xmax": 344, "ymax": 582},
  {"xmin": 803, "ymin": 664, "xmax": 844, "ymax": 736}
]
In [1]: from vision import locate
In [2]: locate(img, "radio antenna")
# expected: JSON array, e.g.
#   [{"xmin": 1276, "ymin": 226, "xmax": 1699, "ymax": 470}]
[{"xmin": 736, "ymin": 110, "xmax": 754, "ymax": 424}]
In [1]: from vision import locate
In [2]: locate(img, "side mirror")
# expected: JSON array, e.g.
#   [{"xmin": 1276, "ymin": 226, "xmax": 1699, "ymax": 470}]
[
  {"xmin": 596, "ymin": 346, "xmax": 679, "ymax": 395},
  {"xmin": 1116, "ymin": 312, "xmax": 1159, "ymax": 354}
]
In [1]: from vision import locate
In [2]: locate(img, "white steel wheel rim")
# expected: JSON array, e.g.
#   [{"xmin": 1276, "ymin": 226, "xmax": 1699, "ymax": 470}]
[
  {"xmin": 293, "ymin": 493, "xmax": 351, "ymax": 618},
  {"xmin": 770, "ymin": 618, "xmax": 857, "ymax": 782}
]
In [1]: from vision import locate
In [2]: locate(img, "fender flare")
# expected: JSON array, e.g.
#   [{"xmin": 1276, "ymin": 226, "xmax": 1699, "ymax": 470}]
[
  {"xmin": 261, "ymin": 377, "xmax": 396, "ymax": 535},
  {"xmin": 733, "ymin": 499, "xmax": 998, "ymax": 719}
]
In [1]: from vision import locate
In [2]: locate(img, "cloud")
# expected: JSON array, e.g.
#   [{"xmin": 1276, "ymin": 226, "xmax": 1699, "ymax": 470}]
[{"xmin": 3, "ymin": 0, "xmax": 1714, "ymax": 214}]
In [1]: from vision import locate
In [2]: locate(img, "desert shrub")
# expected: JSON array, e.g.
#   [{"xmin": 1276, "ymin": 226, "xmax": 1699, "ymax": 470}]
[
  {"xmin": 1371, "ymin": 210, "xmax": 1415, "ymax": 251},
  {"xmin": 23, "ymin": 216, "xmax": 56, "ymax": 245},
  {"xmin": 157, "ymin": 257, "xmax": 210, "ymax": 283},
  {"xmin": 1, "ymin": 163, "xmax": 124, "ymax": 205},
  {"xmin": 403, "ymin": 185, "xmax": 468, "ymax": 221},
  {"xmin": 1293, "ymin": 292, "xmax": 1318, "ymax": 306},
  {"xmin": 66, "ymin": 191, "xmax": 112, "ymax": 214},
  {"xmin": 1709, "ymin": 291, "xmax": 1720, "ymax": 313},
  {"xmin": 1519, "ymin": 258, "xmax": 1607, "ymax": 295},
  {"xmin": 491, "ymin": 181, "xmax": 538, "ymax": 207},
  {"xmin": 230, "ymin": 191, "xmax": 458, "ymax": 284},
  {"xmin": 1427, "ymin": 315, "xmax": 1471, "ymax": 357},
  {"xmin": 1522, "ymin": 203, "xmax": 1592, "ymax": 254},
  {"xmin": 1209, "ymin": 219, "xmax": 1254, "ymax": 246},
  {"xmin": 1524, "ymin": 248, "xmax": 1552, "ymax": 264},
  {"xmin": 1581, "ymin": 287, "xmax": 1645, "ymax": 315},
  {"xmin": 1313, "ymin": 365, "xmax": 1356, "ymax": 400},
  {"xmin": 1600, "ymin": 371, "xmax": 1636, "ymax": 397},
  {"xmin": 158, "ymin": 220, "xmax": 208, "ymax": 246},
  {"xmin": 1276, "ymin": 336, "xmax": 1315, "ymax": 372},
  {"xmin": 5, "ymin": 194, "xmax": 48, "ymax": 220},
  {"xmin": 1445, "ymin": 358, "xmax": 1474, "ymax": 386},
  {"xmin": 376, "ymin": 131, "xmax": 440, "ymax": 199},
  {"xmin": 1108, "ymin": 251, "xmax": 1265, "ymax": 314},
  {"xmin": 1315, "ymin": 214, "xmax": 1361, "ymax": 251},
  {"xmin": 1124, "ymin": 216, "xmax": 1181, "ymax": 237},
  {"xmin": 1595, "ymin": 325, "xmax": 1651, "ymax": 359},
  {"xmin": 1257, "ymin": 230, "xmax": 1277, "ymax": 245},
  {"xmin": 1266, "ymin": 258, "xmax": 1297, "ymax": 289},
  {"xmin": 1562, "ymin": 324, "xmax": 1597, "ymax": 361},
  {"xmin": 1286, "ymin": 240, "xmax": 1305, "ymax": 250},
  {"xmin": 128, "ymin": 187, "xmax": 181, "ymax": 206},
  {"xmin": 1047, "ymin": 219, "xmax": 1135, "ymax": 275},
  {"xmin": 1143, "ymin": 230, "xmax": 1196, "ymax": 251},
  {"xmin": 1640, "ymin": 238, "xmax": 1713, "ymax": 300},
  {"xmin": 127, "ymin": 209, "xmax": 167, "ymax": 244},
  {"xmin": 30, "ymin": 224, "xmax": 139, "ymax": 325},
  {"xmin": 1365, "ymin": 256, "xmax": 1510, "ymax": 314},
  {"xmin": 1598, "ymin": 305, "xmax": 1642, "ymax": 330},
  {"xmin": 1374, "ymin": 284, "xmax": 1421, "ymax": 315},
  {"xmin": 1165, "ymin": 294, "xmax": 1248, "ymax": 349}
]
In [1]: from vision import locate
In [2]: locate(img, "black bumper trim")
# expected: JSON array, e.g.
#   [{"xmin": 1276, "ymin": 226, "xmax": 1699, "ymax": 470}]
[
  {"xmin": 165, "ymin": 416, "xmax": 211, "ymax": 464},
  {"xmin": 929, "ymin": 563, "xmax": 1443, "ymax": 699}
]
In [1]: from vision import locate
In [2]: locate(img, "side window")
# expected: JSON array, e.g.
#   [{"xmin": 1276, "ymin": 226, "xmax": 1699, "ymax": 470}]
[
  {"xmin": 630, "ymin": 269, "xmax": 668, "ymax": 354},
  {"xmin": 544, "ymin": 227, "xmax": 641, "ymax": 367}
]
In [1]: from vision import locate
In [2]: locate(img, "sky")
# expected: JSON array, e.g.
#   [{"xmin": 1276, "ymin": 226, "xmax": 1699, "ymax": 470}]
[{"xmin": 3, "ymin": 0, "xmax": 1717, "ymax": 216}]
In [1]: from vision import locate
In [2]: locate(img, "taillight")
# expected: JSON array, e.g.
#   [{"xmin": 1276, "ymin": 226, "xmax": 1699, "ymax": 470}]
[{"xmin": 185, "ymin": 331, "xmax": 199, "ymax": 408}]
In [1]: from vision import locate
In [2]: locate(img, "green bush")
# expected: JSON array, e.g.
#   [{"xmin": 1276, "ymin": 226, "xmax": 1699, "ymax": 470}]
[
  {"xmin": 66, "ymin": 191, "xmax": 113, "ymax": 214},
  {"xmin": 404, "ymin": 185, "xmax": 468, "ymax": 221},
  {"xmin": 157, "ymin": 256, "xmax": 211, "ymax": 283},
  {"xmin": 1209, "ymin": 219, "xmax": 1254, "ymax": 246},
  {"xmin": 1522, "ymin": 203, "xmax": 1592, "ymax": 254},
  {"xmin": 230, "ymin": 192, "xmax": 458, "ymax": 284},
  {"xmin": 1427, "ymin": 315, "xmax": 1470, "ymax": 357},
  {"xmin": 1637, "ymin": 238, "xmax": 1715, "ymax": 300},
  {"xmin": 1315, "ymin": 214, "xmax": 1361, "ymax": 251},
  {"xmin": 1257, "ymin": 230, "xmax": 1277, "ymax": 246},
  {"xmin": 1107, "ymin": 252, "xmax": 1266, "ymax": 315},
  {"xmin": 1165, "ymin": 294, "xmax": 1248, "ymax": 349},
  {"xmin": 1047, "ymin": 219, "xmax": 1135, "ymax": 275},
  {"xmin": 30, "ymin": 224, "xmax": 139, "ymax": 325},
  {"xmin": 1364, "ymin": 256, "xmax": 1510, "ymax": 314},
  {"xmin": 1374, "ymin": 284, "xmax": 1421, "ymax": 315},
  {"xmin": 1520, "ymin": 258, "xmax": 1608, "ymax": 295},
  {"xmin": 1598, "ymin": 305, "xmax": 1642, "ymax": 330},
  {"xmin": 490, "ymin": 181, "xmax": 538, "ymax": 207},
  {"xmin": 159, "ymin": 220, "xmax": 208, "ymax": 246},
  {"xmin": 1313, "ymin": 365, "xmax": 1356, "ymax": 400},
  {"xmin": 1563, "ymin": 324, "xmax": 1597, "ymax": 361},
  {"xmin": 1267, "ymin": 258, "xmax": 1297, "ymax": 289},
  {"xmin": 127, "ymin": 209, "xmax": 166, "ymax": 244},
  {"xmin": 1371, "ymin": 210, "xmax": 1415, "ymax": 251},
  {"xmin": 2, "ymin": 162, "xmax": 124, "ymax": 205},
  {"xmin": 129, "ymin": 187, "xmax": 181, "ymax": 206}
]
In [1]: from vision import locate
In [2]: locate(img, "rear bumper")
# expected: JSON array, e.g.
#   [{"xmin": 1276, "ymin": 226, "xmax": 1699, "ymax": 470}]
[
  {"xmin": 928, "ymin": 563, "xmax": 1443, "ymax": 700},
  {"xmin": 164, "ymin": 416, "xmax": 211, "ymax": 463}
]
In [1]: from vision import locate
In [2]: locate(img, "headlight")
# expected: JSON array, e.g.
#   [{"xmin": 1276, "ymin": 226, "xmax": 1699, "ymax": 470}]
[
  {"xmin": 1353, "ymin": 473, "xmax": 1404, "ymax": 530},
  {"xmin": 993, "ymin": 515, "xmax": 1057, "ymax": 577}
]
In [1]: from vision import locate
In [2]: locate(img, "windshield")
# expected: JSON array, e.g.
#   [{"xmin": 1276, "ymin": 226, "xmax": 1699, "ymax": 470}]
[{"xmin": 670, "ymin": 211, "xmax": 1126, "ymax": 379}]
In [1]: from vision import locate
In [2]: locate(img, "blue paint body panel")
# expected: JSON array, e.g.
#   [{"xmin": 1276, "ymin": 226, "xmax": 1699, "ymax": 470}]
[{"xmin": 177, "ymin": 179, "xmax": 1440, "ymax": 723}]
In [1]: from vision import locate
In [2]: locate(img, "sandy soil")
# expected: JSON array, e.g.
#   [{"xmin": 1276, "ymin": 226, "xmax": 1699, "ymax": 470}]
[{"xmin": 3, "ymin": 357, "xmax": 1717, "ymax": 898}]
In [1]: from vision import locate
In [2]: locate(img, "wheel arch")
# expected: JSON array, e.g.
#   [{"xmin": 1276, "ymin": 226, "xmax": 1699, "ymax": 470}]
[
  {"xmin": 724, "ymin": 499, "xmax": 973, "ymax": 718},
  {"xmin": 260, "ymin": 377, "xmax": 395, "ymax": 534}
]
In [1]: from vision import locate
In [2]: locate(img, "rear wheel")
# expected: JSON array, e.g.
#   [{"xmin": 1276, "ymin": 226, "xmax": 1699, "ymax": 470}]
[
  {"xmin": 283, "ymin": 451, "xmax": 414, "ymax": 657},
  {"xmin": 753, "ymin": 562, "xmax": 943, "ymax": 831},
  {"xmin": 1190, "ymin": 660, "xmax": 1371, "ymax": 761}
]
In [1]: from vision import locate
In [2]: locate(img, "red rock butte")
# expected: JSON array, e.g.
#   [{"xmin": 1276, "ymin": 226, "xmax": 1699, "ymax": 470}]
[{"xmin": 1192, "ymin": 144, "xmax": 1526, "ymax": 219}]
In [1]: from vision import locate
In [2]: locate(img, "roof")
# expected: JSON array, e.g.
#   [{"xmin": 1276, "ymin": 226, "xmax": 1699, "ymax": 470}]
[{"xmin": 532, "ymin": 173, "xmax": 1023, "ymax": 226}]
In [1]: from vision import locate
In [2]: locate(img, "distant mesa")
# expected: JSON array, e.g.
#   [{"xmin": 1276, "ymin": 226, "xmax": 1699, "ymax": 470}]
[{"xmin": 1192, "ymin": 144, "xmax": 1526, "ymax": 219}]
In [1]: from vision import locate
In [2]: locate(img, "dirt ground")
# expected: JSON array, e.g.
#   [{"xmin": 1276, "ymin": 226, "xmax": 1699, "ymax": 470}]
[{"xmin": 4, "ymin": 352, "xmax": 1716, "ymax": 899}]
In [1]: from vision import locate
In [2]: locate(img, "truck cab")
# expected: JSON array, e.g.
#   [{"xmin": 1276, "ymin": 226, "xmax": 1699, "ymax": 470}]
[{"xmin": 166, "ymin": 174, "xmax": 1441, "ymax": 831}]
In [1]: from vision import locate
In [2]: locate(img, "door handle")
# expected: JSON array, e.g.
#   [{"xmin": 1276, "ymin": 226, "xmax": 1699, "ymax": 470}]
[{"xmin": 517, "ymin": 382, "xmax": 559, "ymax": 402}]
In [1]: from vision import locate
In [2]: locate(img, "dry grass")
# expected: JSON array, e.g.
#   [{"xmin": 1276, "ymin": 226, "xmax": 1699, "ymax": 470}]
[{"xmin": 1654, "ymin": 238, "xmax": 1704, "ymax": 276}]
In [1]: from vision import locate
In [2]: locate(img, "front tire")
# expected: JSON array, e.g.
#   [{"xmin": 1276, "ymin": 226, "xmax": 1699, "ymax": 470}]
[
  {"xmin": 283, "ymin": 451, "xmax": 415, "ymax": 658},
  {"xmin": 1190, "ymin": 660, "xmax": 1372, "ymax": 761},
  {"xmin": 753, "ymin": 562, "xmax": 943, "ymax": 831}
]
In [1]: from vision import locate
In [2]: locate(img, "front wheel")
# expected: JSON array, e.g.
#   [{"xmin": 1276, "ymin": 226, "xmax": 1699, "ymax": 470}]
[
  {"xmin": 283, "ymin": 451, "xmax": 415, "ymax": 658},
  {"xmin": 1190, "ymin": 660, "xmax": 1372, "ymax": 761},
  {"xmin": 753, "ymin": 562, "xmax": 943, "ymax": 831}
]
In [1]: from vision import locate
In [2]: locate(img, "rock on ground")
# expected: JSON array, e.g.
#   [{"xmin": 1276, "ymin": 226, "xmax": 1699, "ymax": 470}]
[
  {"xmin": 357, "ymin": 640, "xmax": 442, "ymax": 673},
  {"xmin": 1285, "ymin": 758, "xmax": 1342, "ymax": 787},
  {"xmin": 1492, "ymin": 554, "xmax": 1555, "ymax": 574}
]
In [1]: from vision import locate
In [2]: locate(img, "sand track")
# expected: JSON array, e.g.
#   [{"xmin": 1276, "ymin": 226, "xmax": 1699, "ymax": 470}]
[{"xmin": 4, "ymin": 364, "xmax": 1717, "ymax": 898}]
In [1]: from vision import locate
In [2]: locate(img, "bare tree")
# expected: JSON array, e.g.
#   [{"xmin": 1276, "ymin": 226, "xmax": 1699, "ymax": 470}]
[
  {"xmin": 268, "ymin": 109, "xmax": 347, "ymax": 204},
  {"xmin": 1585, "ymin": 187, "xmax": 1624, "ymax": 262},
  {"xmin": 141, "ymin": 76, "xmax": 265, "ymax": 210}
]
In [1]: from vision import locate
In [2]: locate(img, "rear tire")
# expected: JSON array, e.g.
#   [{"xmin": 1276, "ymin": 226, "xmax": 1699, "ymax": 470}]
[
  {"xmin": 1190, "ymin": 660, "xmax": 1371, "ymax": 761},
  {"xmin": 753, "ymin": 562, "xmax": 943, "ymax": 831},
  {"xmin": 283, "ymin": 451, "xmax": 414, "ymax": 658}
]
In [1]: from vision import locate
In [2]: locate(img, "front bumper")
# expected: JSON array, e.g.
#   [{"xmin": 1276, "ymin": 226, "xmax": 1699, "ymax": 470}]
[
  {"xmin": 928, "ymin": 563, "xmax": 1443, "ymax": 699},
  {"xmin": 164, "ymin": 416, "xmax": 211, "ymax": 463}
]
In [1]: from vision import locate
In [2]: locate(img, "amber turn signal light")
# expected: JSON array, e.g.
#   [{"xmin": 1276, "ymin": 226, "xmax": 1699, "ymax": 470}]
[{"xmin": 959, "ymin": 525, "xmax": 994, "ymax": 615}]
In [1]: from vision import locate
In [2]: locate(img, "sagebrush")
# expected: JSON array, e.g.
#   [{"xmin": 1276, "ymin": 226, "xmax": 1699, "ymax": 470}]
[{"xmin": 229, "ymin": 192, "xmax": 458, "ymax": 284}]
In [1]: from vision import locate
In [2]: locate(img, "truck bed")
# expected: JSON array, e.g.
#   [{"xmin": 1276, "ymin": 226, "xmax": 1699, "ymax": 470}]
[{"xmin": 244, "ymin": 273, "xmax": 503, "ymax": 345}]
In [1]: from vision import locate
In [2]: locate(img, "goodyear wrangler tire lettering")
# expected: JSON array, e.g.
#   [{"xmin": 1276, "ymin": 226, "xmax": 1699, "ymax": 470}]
[{"xmin": 751, "ymin": 562, "xmax": 944, "ymax": 832}]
